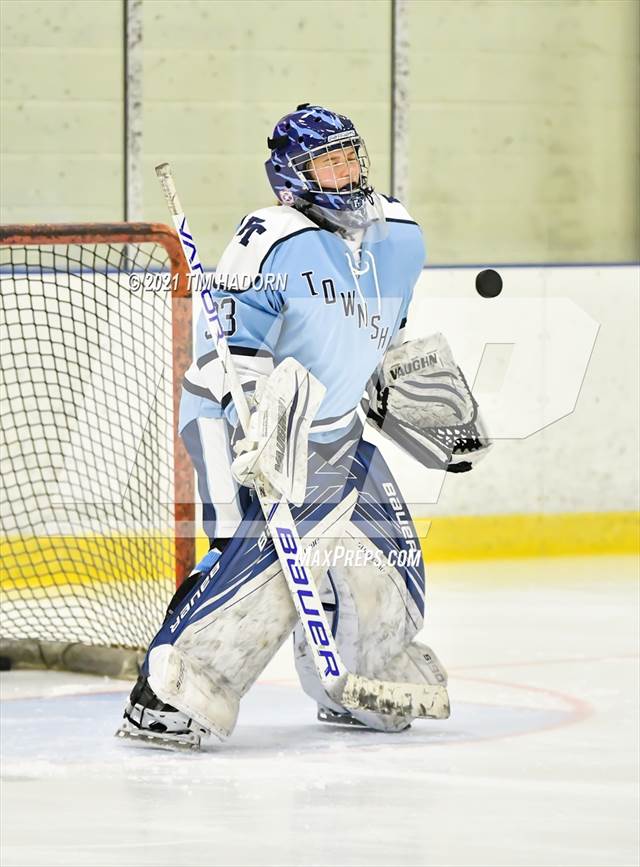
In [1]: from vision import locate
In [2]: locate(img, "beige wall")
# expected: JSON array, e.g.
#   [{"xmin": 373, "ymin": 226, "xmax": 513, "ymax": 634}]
[
  {"xmin": 0, "ymin": 0, "xmax": 637, "ymax": 264},
  {"xmin": 408, "ymin": 0, "xmax": 640, "ymax": 263},
  {"xmin": 1, "ymin": 0, "xmax": 124, "ymax": 223},
  {"xmin": 142, "ymin": 0, "xmax": 391, "ymax": 264}
]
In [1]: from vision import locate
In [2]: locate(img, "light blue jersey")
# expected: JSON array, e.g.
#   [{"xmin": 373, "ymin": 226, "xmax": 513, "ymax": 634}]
[{"xmin": 180, "ymin": 194, "xmax": 425, "ymax": 442}]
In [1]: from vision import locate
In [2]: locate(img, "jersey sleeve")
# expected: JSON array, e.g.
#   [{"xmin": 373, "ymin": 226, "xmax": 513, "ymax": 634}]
[{"xmin": 191, "ymin": 206, "xmax": 316, "ymax": 427}]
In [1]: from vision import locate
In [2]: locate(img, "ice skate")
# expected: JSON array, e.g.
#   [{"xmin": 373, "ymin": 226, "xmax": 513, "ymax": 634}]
[
  {"xmin": 317, "ymin": 705, "xmax": 368, "ymax": 728},
  {"xmin": 316, "ymin": 705, "xmax": 411, "ymax": 731},
  {"xmin": 115, "ymin": 676, "xmax": 210, "ymax": 751}
]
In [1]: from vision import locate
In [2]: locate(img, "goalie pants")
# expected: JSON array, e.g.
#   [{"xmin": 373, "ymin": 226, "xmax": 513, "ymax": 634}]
[
  {"xmin": 180, "ymin": 417, "xmax": 251, "ymax": 551},
  {"xmin": 143, "ymin": 431, "xmax": 427, "ymax": 728}
]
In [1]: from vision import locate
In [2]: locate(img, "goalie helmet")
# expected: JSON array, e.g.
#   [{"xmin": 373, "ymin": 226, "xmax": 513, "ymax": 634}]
[{"xmin": 265, "ymin": 103, "xmax": 383, "ymax": 235}]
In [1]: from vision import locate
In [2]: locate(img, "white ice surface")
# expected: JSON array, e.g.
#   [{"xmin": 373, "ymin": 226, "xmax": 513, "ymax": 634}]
[{"xmin": 1, "ymin": 556, "xmax": 638, "ymax": 867}]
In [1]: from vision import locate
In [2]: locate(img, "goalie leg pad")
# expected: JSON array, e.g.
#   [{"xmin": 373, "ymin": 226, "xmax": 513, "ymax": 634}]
[
  {"xmin": 294, "ymin": 440, "xmax": 446, "ymax": 731},
  {"xmin": 384, "ymin": 640, "xmax": 448, "ymax": 688},
  {"xmin": 147, "ymin": 643, "xmax": 240, "ymax": 741},
  {"xmin": 142, "ymin": 488, "xmax": 358, "ymax": 739},
  {"xmin": 295, "ymin": 529, "xmax": 426, "ymax": 733}
]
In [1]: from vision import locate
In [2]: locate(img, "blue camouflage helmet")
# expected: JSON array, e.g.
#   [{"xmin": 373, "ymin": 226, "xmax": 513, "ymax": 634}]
[{"xmin": 265, "ymin": 103, "xmax": 372, "ymax": 214}]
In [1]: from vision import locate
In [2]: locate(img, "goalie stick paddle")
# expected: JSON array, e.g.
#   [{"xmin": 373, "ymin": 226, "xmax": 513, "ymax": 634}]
[{"xmin": 155, "ymin": 162, "xmax": 449, "ymax": 722}]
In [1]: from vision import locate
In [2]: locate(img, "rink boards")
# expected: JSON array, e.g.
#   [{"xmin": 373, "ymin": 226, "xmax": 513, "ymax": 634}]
[{"xmin": 1, "ymin": 264, "xmax": 638, "ymax": 646}]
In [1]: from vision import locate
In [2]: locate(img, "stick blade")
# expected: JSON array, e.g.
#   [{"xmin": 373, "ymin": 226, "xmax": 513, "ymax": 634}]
[{"xmin": 340, "ymin": 675, "xmax": 450, "ymax": 720}]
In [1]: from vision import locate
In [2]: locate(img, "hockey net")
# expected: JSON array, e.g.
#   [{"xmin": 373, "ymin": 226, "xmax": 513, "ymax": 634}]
[{"xmin": 0, "ymin": 224, "xmax": 194, "ymax": 677}]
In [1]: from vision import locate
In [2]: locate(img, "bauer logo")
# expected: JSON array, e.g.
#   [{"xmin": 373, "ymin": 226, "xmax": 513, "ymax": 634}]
[
  {"xmin": 382, "ymin": 481, "xmax": 419, "ymax": 555},
  {"xmin": 169, "ymin": 570, "xmax": 213, "ymax": 633},
  {"xmin": 275, "ymin": 526, "xmax": 341, "ymax": 678}
]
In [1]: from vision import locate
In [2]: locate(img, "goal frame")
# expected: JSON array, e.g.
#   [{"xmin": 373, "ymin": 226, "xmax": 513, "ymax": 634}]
[{"xmin": 0, "ymin": 222, "xmax": 195, "ymax": 675}]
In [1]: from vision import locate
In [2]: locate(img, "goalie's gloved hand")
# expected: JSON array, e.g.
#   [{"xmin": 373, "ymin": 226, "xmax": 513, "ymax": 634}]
[{"xmin": 363, "ymin": 334, "xmax": 492, "ymax": 472}]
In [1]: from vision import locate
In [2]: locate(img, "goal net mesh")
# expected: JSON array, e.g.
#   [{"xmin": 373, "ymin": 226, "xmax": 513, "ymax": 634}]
[{"xmin": 0, "ymin": 225, "xmax": 193, "ymax": 671}]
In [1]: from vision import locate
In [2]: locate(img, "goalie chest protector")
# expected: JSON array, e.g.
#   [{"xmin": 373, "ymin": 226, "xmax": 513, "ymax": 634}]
[{"xmin": 185, "ymin": 196, "xmax": 426, "ymax": 440}]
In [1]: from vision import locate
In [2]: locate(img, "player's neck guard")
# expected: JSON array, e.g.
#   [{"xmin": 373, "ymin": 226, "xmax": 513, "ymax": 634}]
[{"xmin": 295, "ymin": 190, "xmax": 388, "ymax": 241}]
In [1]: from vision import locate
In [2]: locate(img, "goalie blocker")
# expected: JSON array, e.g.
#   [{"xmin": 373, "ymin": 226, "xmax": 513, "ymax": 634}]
[{"xmin": 362, "ymin": 333, "xmax": 491, "ymax": 473}]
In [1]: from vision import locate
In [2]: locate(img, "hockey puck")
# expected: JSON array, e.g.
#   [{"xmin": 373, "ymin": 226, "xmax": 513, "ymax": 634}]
[{"xmin": 475, "ymin": 269, "xmax": 503, "ymax": 298}]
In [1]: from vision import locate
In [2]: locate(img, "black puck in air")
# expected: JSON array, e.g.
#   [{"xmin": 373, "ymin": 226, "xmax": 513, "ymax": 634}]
[{"xmin": 475, "ymin": 269, "xmax": 503, "ymax": 298}]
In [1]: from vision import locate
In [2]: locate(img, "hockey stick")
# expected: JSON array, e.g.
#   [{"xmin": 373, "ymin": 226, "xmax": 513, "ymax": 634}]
[{"xmin": 155, "ymin": 162, "xmax": 449, "ymax": 721}]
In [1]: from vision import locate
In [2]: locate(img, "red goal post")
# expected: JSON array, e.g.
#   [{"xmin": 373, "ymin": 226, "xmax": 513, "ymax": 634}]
[{"xmin": 0, "ymin": 223, "xmax": 195, "ymax": 676}]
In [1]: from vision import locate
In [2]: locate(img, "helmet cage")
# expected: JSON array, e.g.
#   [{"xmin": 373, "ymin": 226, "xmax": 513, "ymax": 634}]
[{"xmin": 289, "ymin": 134, "xmax": 371, "ymax": 202}]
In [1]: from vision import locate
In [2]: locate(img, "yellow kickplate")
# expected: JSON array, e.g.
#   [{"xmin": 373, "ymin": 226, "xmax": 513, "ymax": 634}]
[
  {"xmin": 415, "ymin": 511, "xmax": 640, "ymax": 561},
  {"xmin": 2, "ymin": 512, "xmax": 638, "ymax": 591}
]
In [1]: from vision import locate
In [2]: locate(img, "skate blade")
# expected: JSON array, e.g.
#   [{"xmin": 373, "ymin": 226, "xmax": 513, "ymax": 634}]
[
  {"xmin": 317, "ymin": 708, "xmax": 367, "ymax": 728},
  {"xmin": 115, "ymin": 725, "xmax": 201, "ymax": 752}
]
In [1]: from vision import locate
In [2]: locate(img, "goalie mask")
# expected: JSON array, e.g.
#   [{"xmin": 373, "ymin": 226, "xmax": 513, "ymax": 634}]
[{"xmin": 265, "ymin": 103, "xmax": 385, "ymax": 237}]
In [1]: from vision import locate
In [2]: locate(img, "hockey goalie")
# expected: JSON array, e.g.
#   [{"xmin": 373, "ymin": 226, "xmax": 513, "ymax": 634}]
[{"xmin": 117, "ymin": 104, "xmax": 490, "ymax": 749}]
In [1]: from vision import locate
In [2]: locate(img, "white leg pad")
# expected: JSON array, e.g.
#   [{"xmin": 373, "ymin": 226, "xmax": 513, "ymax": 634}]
[
  {"xmin": 147, "ymin": 643, "xmax": 240, "ymax": 742},
  {"xmin": 151, "ymin": 492, "xmax": 360, "ymax": 740},
  {"xmin": 386, "ymin": 640, "xmax": 449, "ymax": 687},
  {"xmin": 295, "ymin": 526, "xmax": 449, "ymax": 731}
]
